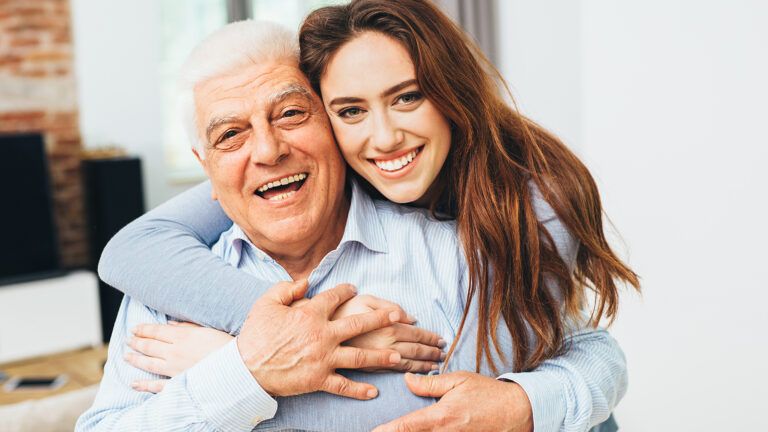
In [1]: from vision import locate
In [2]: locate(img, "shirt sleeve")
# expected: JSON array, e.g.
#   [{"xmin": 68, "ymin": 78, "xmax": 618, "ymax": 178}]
[
  {"xmin": 75, "ymin": 296, "xmax": 277, "ymax": 432},
  {"xmin": 97, "ymin": 181, "xmax": 271, "ymax": 333},
  {"xmin": 497, "ymin": 326, "xmax": 627, "ymax": 432}
]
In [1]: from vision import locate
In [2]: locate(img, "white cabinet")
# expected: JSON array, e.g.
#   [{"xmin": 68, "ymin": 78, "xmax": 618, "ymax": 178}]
[{"xmin": 0, "ymin": 271, "xmax": 102, "ymax": 363}]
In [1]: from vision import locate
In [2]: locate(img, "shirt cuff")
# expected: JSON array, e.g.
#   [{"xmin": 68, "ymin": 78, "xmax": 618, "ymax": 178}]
[
  {"xmin": 497, "ymin": 371, "xmax": 567, "ymax": 432},
  {"xmin": 186, "ymin": 338, "xmax": 277, "ymax": 431}
]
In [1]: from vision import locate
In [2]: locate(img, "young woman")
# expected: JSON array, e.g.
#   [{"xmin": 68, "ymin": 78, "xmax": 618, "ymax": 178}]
[{"xmin": 103, "ymin": 0, "xmax": 639, "ymax": 430}]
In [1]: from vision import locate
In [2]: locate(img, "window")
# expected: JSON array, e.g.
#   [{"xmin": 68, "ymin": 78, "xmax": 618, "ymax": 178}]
[{"xmin": 161, "ymin": 0, "xmax": 347, "ymax": 183}]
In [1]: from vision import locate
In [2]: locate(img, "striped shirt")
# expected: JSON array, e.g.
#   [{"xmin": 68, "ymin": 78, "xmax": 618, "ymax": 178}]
[{"xmin": 77, "ymin": 181, "xmax": 625, "ymax": 431}]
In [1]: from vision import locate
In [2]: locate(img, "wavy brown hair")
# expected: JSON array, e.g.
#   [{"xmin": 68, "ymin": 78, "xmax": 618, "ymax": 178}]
[{"xmin": 300, "ymin": 0, "xmax": 640, "ymax": 373}]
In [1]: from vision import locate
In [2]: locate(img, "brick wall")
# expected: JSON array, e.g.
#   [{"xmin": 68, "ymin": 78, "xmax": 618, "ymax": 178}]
[{"xmin": 0, "ymin": 0, "xmax": 88, "ymax": 268}]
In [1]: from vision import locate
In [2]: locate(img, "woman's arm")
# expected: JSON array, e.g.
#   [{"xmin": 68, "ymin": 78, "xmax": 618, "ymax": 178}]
[{"xmin": 98, "ymin": 181, "xmax": 270, "ymax": 333}]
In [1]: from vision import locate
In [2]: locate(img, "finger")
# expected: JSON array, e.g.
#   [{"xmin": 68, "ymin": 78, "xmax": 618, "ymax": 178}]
[
  {"xmin": 168, "ymin": 321, "xmax": 200, "ymax": 328},
  {"xmin": 391, "ymin": 359, "xmax": 439, "ymax": 374},
  {"xmin": 130, "ymin": 379, "xmax": 168, "ymax": 394},
  {"xmin": 124, "ymin": 351, "xmax": 168, "ymax": 377},
  {"xmin": 131, "ymin": 323, "xmax": 181, "ymax": 344},
  {"xmin": 363, "ymin": 297, "xmax": 416, "ymax": 323},
  {"xmin": 403, "ymin": 372, "xmax": 466, "ymax": 398},
  {"xmin": 321, "ymin": 373, "xmax": 379, "ymax": 401},
  {"xmin": 392, "ymin": 342, "xmax": 445, "ymax": 362},
  {"xmin": 309, "ymin": 283, "xmax": 358, "ymax": 317},
  {"xmin": 257, "ymin": 279, "xmax": 309, "ymax": 306},
  {"xmin": 331, "ymin": 309, "xmax": 401, "ymax": 341},
  {"xmin": 390, "ymin": 324, "xmax": 445, "ymax": 348},
  {"xmin": 333, "ymin": 346, "xmax": 401, "ymax": 369},
  {"xmin": 127, "ymin": 336, "xmax": 169, "ymax": 359},
  {"xmin": 372, "ymin": 405, "xmax": 445, "ymax": 432}
]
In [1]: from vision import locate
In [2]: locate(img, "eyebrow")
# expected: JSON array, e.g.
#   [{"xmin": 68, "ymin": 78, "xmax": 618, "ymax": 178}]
[
  {"xmin": 327, "ymin": 79, "xmax": 418, "ymax": 107},
  {"xmin": 204, "ymin": 83, "xmax": 314, "ymax": 143},
  {"xmin": 268, "ymin": 83, "xmax": 313, "ymax": 106},
  {"xmin": 205, "ymin": 115, "xmax": 239, "ymax": 144}
]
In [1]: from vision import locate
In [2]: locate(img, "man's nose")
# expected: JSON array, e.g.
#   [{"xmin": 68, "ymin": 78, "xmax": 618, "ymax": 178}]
[
  {"xmin": 370, "ymin": 112, "xmax": 404, "ymax": 153},
  {"xmin": 249, "ymin": 128, "xmax": 290, "ymax": 166}
]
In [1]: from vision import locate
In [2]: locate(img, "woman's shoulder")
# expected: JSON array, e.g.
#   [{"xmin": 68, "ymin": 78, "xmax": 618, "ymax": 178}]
[{"xmin": 528, "ymin": 181, "xmax": 579, "ymax": 270}]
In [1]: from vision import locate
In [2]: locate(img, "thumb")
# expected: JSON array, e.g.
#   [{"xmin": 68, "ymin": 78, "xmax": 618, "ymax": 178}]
[
  {"xmin": 403, "ymin": 372, "xmax": 466, "ymax": 398},
  {"xmin": 260, "ymin": 279, "xmax": 309, "ymax": 306}
]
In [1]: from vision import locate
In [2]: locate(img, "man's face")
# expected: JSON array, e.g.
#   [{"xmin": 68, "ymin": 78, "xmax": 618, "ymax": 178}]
[{"xmin": 193, "ymin": 59, "xmax": 347, "ymax": 254}]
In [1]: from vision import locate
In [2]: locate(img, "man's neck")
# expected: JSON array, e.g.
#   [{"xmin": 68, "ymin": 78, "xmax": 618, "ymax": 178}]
[{"xmin": 264, "ymin": 195, "xmax": 350, "ymax": 281}]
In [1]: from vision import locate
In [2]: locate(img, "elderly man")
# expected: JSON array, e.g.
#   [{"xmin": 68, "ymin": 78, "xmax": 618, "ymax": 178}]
[{"xmin": 78, "ymin": 21, "xmax": 624, "ymax": 432}]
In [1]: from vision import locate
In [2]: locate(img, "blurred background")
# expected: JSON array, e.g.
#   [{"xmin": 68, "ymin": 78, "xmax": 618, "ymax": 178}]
[{"xmin": 0, "ymin": 0, "xmax": 766, "ymax": 430}]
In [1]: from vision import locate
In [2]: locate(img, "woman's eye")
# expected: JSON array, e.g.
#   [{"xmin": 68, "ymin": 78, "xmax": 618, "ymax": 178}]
[
  {"xmin": 397, "ymin": 92, "xmax": 422, "ymax": 105},
  {"xmin": 338, "ymin": 107, "xmax": 364, "ymax": 119}
]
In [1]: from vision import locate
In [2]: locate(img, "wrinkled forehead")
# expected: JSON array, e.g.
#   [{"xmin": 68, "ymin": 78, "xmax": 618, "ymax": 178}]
[{"xmin": 194, "ymin": 61, "xmax": 317, "ymax": 118}]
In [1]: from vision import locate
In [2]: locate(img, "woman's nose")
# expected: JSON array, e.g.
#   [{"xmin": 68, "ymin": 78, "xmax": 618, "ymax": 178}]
[{"xmin": 370, "ymin": 113, "xmax": 404, "ymax": 153}]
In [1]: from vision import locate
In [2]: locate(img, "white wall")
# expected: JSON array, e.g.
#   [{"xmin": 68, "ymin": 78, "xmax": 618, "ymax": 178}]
[
  {"xmin": 70, "ymin": 0, "xmax": 194, "ymax": 208},
  {"xmin": 496, "ymin": 0, "xmax": 583, "ymax": 150},
  {"xmin": 500, "ymin": 1, "xmax": 768, "ymax": 430}
]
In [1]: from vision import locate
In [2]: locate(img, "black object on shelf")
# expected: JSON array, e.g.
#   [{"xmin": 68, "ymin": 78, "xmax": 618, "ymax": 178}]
[
  {"xmin": 0, "ymin": 133, "xmax": 64, "ymax": 286},
  {"xmin": 82, "ymin": 157, "xmax": 145, "ymax": 343}
]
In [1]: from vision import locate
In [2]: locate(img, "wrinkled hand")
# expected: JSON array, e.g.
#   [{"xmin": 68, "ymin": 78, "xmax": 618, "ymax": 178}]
[
  {"xmin": 373, "ymin": 372, "xmax": 534, "ymax": 432},
  {"xmin": 238, "ymin": 279, "xmax": 404, "ymax": 400},
  {"xmin": 125, "ymin": 321, "xmax": 233, "ymax": 393},
  {"xmin": 332, "ymin": 295, "xmax": 445, "ymax": 373}
]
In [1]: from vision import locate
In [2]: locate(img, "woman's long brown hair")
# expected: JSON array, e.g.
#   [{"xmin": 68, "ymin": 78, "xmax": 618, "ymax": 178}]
[{"xmin": 300, "ymin": 0, "xmax": 640, "ymax": 373}]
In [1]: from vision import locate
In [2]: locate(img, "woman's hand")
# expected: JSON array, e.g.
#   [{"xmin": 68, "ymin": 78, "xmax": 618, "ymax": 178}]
[
  {"xmin": 329, "ymin": 295, "xmax": 446, "ymax": 373},
  {"xmin": 125, "ymin": 321, "xmax": 233, "ymax": 393}
]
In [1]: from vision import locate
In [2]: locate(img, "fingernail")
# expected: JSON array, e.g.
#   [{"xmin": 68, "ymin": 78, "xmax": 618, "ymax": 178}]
[
  {"xmin": 388, "ymin": 311, "xmax": 401, "ymax": 322},
  {"xmin": 440, "ymin": 352, "xmax": 447, "ymax": 361},
  {"xmin": 389, "ymin": 352, "xmax": 401, "ymax": 364},
  {"xmin": 130, "ymin": 382, "xmax": 140, "ymax": 390},
  {"xmin": 349, "ymin": 284, "xmax": 358, "ymax": 294},
  {"xmin": 407, "ymin": 314, "xmax": 417, "ymax": 323},
  {"xmin": 437, "ymin": 338, "xmax": 447, "ymax": 348},
  {"xmin": 431, "ymin": 364, "xmax": 439, "ymax": 371},
  {"xmin": 366, "ymin": 388, "xmax": 378, "ymax": 398}
]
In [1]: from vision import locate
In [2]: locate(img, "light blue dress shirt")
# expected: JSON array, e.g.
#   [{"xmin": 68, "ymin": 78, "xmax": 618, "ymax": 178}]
[{"xmin": 82, "ymin": 181, "xmax": 625, "ymax": 431}]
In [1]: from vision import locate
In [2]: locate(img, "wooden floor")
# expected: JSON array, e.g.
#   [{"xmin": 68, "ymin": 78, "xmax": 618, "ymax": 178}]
[{"xmin": 0, "ymin": 346, "xmax": 108, "ymax": 405}]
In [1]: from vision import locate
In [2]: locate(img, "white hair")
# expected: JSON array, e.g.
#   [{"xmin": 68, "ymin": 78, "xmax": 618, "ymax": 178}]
[{"xmin": 177, "ymin": 20, "xmax": 299, "ymax": 157}]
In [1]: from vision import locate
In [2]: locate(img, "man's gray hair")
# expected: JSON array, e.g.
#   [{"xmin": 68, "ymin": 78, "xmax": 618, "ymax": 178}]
[{"xmin": 178, "ymin": 20, "xmax": 299, "ymax": 157}]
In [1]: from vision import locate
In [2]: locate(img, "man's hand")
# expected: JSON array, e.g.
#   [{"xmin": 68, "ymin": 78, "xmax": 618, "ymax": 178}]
[
  {"xmin": 237, "ymin": 279, "xmax": 403, "ymax": 400},
  {"xmin": 373, "ymin": 372, "xmax": 534, "ymax": 432}
]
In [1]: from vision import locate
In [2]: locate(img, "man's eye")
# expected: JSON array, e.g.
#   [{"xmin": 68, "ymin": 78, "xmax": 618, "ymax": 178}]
[
  {"xmin": 283, "ymin": 109, "xmax": 304, "ymax": 118},
  {"xmin": 397, "ymin": 92, "xmax": 422, "ymax": 105},
  {"xmin": 338, "ymin": 107, "xmax": 364, "ymax": 119},
  {"xmin": 220, "ymin": 129, "xmax": 238, "ymax": 141}
]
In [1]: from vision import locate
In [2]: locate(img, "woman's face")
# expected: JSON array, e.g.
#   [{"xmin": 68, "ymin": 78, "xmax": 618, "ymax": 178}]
[{"xmin": 319, "ymin": 32, "xmax": 452, "ymax": 204}]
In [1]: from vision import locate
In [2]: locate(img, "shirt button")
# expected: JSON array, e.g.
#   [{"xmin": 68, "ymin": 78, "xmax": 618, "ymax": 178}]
[{"xmin": 251, "ymin": 415, "xmax": 264, "ymax": 426}]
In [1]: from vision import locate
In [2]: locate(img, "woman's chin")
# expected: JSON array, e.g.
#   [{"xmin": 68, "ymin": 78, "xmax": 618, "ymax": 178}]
[{"xmin": 375, "ymin": 182, "xmax": 429, "ymax": 205}]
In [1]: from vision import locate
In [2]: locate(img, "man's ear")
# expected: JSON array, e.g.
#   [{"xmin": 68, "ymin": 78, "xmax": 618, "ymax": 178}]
[
  {"xmin": 191, "ymin": 148, "xmax": 218, "ymax": 201},
  {"xmin": 191, "ymin": 147, "xmax": 204, "ymax": 164}
]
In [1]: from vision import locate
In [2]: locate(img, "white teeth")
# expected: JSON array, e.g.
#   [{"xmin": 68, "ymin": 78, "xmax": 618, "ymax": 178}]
[
  {"xmin": 257, "ymin": 173, "xmax": 307, "ymax": 193},
  {"xmin": 374, "ymin": 149, "xmax": 418, "ymax": 172},
  {"xmin": 268, "ymin": 191, "xmax": 296, "ymax": 201}
]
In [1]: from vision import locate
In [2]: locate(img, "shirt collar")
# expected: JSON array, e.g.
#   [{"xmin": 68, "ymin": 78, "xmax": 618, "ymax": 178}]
[
  {"xmin": 227, "ymin": 179, "xmax": 388, "ymax": 262},
  {"xmin": 339, "ymin": 179, "xmax": 388, "ymax": 254}
]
